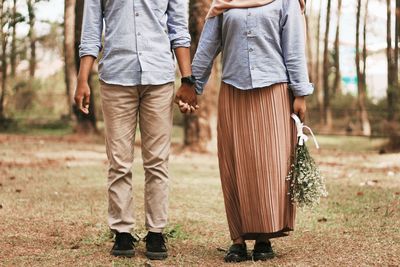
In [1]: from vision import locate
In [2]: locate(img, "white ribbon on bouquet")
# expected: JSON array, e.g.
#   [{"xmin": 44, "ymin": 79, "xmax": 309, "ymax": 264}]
[{"xmin": 291, "ymin": 113, "xmax": 320, "ymax": 149}]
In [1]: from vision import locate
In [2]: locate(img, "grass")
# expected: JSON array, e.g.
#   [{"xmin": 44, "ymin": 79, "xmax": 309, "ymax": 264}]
[{"xmin": 0, "ymin": 133, "xmax": 399, "ymax": 266}]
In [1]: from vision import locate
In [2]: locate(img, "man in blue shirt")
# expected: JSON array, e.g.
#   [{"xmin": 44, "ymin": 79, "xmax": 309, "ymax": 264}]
[{"xmin": 74, "ymin": 0, "xmax": 196, "ymax": 260}]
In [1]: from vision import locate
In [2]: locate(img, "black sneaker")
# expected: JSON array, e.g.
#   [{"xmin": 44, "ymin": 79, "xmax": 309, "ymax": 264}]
[
  {"xmin": 110, "ymin": 232, "xmax": 136, "ymax": 257},
  {"xmin": 145, "ymin": 232, "xmax": 168, "ymax": 260},
  {"xmin": 224, "ymin": 243, "xmax": 248, "ymax": 262},
  {"xmin": 252, "ymin": 241, "xmax": 275, "ymax": 261}
]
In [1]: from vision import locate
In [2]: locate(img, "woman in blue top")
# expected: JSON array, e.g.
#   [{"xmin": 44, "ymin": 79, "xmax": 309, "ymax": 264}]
[{"xmin": 176, "ymin": 0, "xmax": 312, "ymax": 262}]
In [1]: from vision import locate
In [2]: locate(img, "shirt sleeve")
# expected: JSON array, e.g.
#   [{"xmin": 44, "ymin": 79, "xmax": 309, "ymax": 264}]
[
  {"xmin": 167, "ymin": 0, "xmax": 191, "ymax": 49},
  {"xmin": 79, "ymin": 0, "xmax": 104, "ymax": 59},
  {"xmin": 192, "ymin": 16, "xmax": 222, "ymax": 95},
  {"xmin": 281, "ymin": 0, "xmax": 314, "ymax": 97}
]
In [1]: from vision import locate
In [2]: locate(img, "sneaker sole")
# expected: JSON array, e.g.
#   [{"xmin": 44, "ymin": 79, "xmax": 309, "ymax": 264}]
[
  {"xmin": 111, "ymin": 249, "xmax": 135, "ymax": 258},
  {"xmin": 145, "ymin": 251, "xmax": 168, "ymax": 260},
  {"xmin": 252, "ymin": 252, "xmax": 275, "ymax": 261},
  {"xmin": 224, "ymin": 254, "xmax": 248, "ymax": 262}
]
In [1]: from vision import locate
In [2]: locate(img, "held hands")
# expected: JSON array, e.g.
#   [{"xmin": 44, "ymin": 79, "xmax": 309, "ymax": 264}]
[
  {"xmin": 293, "ymin": 96, "xmax": 307, "ymax": 121},
  {"xmin": 174, "ymin": 83, "xmax": 199, "ymax": 114},
  {"xmin": 74, "ymin": 79, "xmax": 91, "ymax": 114}
]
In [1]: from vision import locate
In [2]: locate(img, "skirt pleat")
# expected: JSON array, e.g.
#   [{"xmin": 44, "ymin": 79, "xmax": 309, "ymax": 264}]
[{"xmin": 217, "ymin": 82, "xmax": 297, "ymax": 240}]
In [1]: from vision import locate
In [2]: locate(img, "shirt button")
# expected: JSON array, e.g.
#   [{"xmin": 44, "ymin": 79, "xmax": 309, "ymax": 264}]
[
  {"xmin": 137, "ymin": 32, "xmax": 141, "ymax": 36},
  {"xmin": 248, "ymin": 12, "xmax": 251, "ymax": 16},
  {"xmin": 251, "ymin": 66, "xmax": 255, "ymax": 70},
  {"xmin": 248, "ymin": 30, "xmax": 252, "ymax": 34},
  {"xmin": 249, "ymin": 48, "xmax": 253, "ymax": 52},
  {"xmin": 139, "ymin": 52, "xmax": 142, "ymax": 56},
  {"xmin": 135, "ymin": 12, "xmax": 139, "ymax": 16}
]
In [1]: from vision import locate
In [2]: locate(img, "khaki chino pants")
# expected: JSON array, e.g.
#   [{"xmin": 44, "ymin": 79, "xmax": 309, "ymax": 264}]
[{"xmin": 100, "ymin": 81, "xmax": 174, "ymax": 233}]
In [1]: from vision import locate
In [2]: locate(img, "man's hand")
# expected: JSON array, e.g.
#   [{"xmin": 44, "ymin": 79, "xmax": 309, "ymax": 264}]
[
  {"xmin": 74, "ymin": 79, "xmax": 91, "ymax": 114},
  {"xmin": 293, "ymin": 96, "xmax": 307, "ymax": 121},
  {"xmin": 75, "ymin": 56, "xmax": 96, "ymax": 114},
  {"xmin": 175, "ymin": 83, "xmax": 199, "ymax": 113}
]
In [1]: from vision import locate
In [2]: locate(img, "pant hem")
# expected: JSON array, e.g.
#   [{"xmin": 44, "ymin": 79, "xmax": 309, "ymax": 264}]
[{"xmin": 146, "ymin": 227, "xmax": 164, "ymax": 233}]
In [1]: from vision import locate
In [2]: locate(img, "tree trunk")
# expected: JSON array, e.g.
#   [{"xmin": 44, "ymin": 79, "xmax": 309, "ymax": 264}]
[
  {"xmin": 305, "ymin": 0, "xmax": 313, "ymax": 82},
  {"xmin": 332, "ymin": 0, "xmax": 342, "ymax": 94},
  {"xmin": 314, "ymin": 0, "xmax": 323, "ymax": 124},
  {"xmin": 73, "ymin": 0, "xmax": 98, "ymax": 133},
  {"xmin": 387, "ymin": 0, "xmax": 397, "ymax": 121},
  {"xmin": 322, "ymin": 0, "xmax": 332, "ymax": 129},
  {"xmin": 64, "ymin": 0, "xmax": 76, "ymax": 119},
  {"xmin": 395, "ymin": 0, "xmax": 399, "ymax": 97},
  {"xmin": 10, "ymin": 0, "xmax": 16, "ymax": 78},
  {"xmin": 0, "ymin": 0, "xmax": 9, "ymax": 120},
  {"xmin": 27, "ymin": 0, "xmax": 36, "ymax": 77},
  {"xmin": 355, "ymin": 0, "xmax": 371, "ymax": 136},
  {"xmin": 185, "ymin": 0, "xmax": 217, "ymax": 152}
]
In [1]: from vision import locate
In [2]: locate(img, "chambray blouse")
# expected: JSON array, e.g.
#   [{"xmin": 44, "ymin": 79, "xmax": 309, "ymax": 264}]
[
  {"xmin": 192, "ymin": 0, "xmax": 314, "ymax": 96},
  {"xmin": 79, "ymin": 0, "xmax": 191, "ymax": 86}
]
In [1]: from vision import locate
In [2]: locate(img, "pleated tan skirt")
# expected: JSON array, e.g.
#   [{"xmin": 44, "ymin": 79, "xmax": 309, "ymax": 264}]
[{"xmin": 217, "ymin": 82, "xmax": 296, "ymax": 240}]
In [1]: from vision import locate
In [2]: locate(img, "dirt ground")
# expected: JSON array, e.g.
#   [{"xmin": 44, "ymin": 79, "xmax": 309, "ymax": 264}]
[{"xmin": 0, "ymin": 134, "xmax": 399, "ymax": 266}]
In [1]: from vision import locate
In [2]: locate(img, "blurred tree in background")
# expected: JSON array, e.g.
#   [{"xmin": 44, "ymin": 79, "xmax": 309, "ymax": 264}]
[
  {"xmin": 185, "ymin": 0, "xmax": 220, "ymax": 152},
  {"xmin": 0, "ymin": 0, "xmax": 398, "ymax": 150}
]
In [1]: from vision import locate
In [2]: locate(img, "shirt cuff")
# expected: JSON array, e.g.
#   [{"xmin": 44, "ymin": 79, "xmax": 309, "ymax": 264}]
[
  {"xmin": 170, "ymin": 34, "xmax": 191, "ymax": 49},
  {"xmin": 194, "ymin": 80, "xmax": 205, "ymax": 95},
  {"xmin": 289, "ymin": 82, "xmax": 314, "ymax": 97},
  {"xmin": 79, "ymin": 44, "xmax": 101, "ymax": 58}
]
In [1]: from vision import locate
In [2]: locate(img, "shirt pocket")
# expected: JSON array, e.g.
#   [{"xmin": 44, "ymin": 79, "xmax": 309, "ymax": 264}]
[{"xmin": 259, "ymin": 10, "xmax": 281, "ymax": 43}]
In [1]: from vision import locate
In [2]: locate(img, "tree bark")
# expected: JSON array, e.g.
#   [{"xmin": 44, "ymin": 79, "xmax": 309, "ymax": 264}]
[
  {"xmin": 0, "ymin": 0, "xmax": 9, "ymax": 120},
  {"xmin": 64, "ymin": 0, "xmax": 76, "ymax": 119},
  {"xmin": 10, "ymin": 0, "xmax": 16, "ymax": 77},
  {"xmin": 387, "ymin": 0, "xmax": 397, "ymax": 121},
  {"xmin": 395, "ymin": 0, "xmax": 399, "ymax": 97},
  {"xmin": 305, "ymin": 0, "xmax": 313, "ymax": 82},
  {"xmin": 27, "ymin": 0, "xmax": 36, "ymax": 77},
  {"xmin": 73, "ymin": 0, "xmax": 98, "ymax": 133},
  {"xmin": 185, "ymin": 0, "xmax": 217, "ymax": 152},
  {"xmin": 322, "ymin": 0, "xmax": 332, "ymax": 129},
  {"xmin": 314, "ymin": 0, "xmax": 324, "ymax": 124},
  {"xmin": 332, "ymin": 0, "xmax": 342, "ymax": 94},
  {"xmin": 355, "ymin": 0, "xmax": 371, "ymax": 136}
]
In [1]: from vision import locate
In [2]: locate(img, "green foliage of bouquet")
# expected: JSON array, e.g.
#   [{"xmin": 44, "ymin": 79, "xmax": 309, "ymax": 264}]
[{"xmin": 287, "ymin": 114, "xmax": 328, "ymax": 208}]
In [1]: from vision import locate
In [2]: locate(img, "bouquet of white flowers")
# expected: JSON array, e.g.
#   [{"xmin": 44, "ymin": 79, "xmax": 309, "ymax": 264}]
[{"xmin": 286, "ymin": 114, "xmax": 328, "ymax": 208}]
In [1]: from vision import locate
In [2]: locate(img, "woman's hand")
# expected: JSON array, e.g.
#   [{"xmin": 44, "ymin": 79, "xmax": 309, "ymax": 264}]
[
  {"xmin": 293, "ymin": 96, "xmax": 307, "ymax": 121},
  {"xmin": 175, "ymin": 84, "xmax": 199, "ymax": 114}
]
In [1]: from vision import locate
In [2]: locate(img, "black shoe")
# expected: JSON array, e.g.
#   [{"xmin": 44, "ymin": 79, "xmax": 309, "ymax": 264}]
[
  {"xmin": 110, "ymin": 232, "xmax": 136, "ymax": 257},
  {"xmin": 145, "ymin": 232, "xmax": 168, "ymax": 260},
  {"xmin": 224, "ymin": 243, "xmax": 248, "ymax": 262},
  {"xmin": 252, "ymin": 241, "xmax": 275, "ymax": 261}
]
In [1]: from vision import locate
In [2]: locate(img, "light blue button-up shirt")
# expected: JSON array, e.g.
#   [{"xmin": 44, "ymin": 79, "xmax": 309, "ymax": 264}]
[
  {"xmin": 79, "ymin": 0, "xmax": 191, "ymax": 86},
  {"xmin": 192, "ymin": 0, "xmax": 313, "ymax": 97}
]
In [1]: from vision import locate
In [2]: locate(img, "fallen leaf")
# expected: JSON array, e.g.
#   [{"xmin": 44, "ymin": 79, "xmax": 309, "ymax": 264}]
[
  {"xmin": 0, "ymin": 204, "xmax": 3, "ymax": 209},
  {"xmin": 357, "ymin": 192, "xmax": 364, "ymax": 196},
  {"xmin": 318, "ymin": 217, "xmax": 328, "ymax": 222},
  {"xmin": 9, "ymin": 176, "xmax": 15, "ymax": 180},
  {"xmin": 395, "ymin": 192, "xmax": 400, "ymax": 195},
  {"xmin": 15, "ymin": 189, "xmax": 22, "ymax": 193}
]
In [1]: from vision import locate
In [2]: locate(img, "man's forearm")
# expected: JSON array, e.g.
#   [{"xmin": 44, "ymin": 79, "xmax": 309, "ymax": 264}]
[
  {"xmin": 77, "ymin": 56, "xmax": 96, "ymax": 83},
  {"xmin": 174, "ymin": 47, "xmax": 192, "ymax": 77}
]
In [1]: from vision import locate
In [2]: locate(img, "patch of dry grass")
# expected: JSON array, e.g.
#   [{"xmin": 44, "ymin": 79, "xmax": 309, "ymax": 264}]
[{"xmin": 0, "ymin": 134, "xmax": 399, "ymax": 266}]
